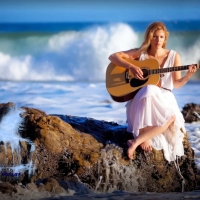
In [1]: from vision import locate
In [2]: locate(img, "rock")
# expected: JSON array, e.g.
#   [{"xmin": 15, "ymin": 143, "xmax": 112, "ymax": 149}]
[
  {"xmin": 0, "ymin": 181, "xmax": 17, "ymax": 194},
  {"xmin": 182, "ymin": 103, "xmax": 200, "ymax": 123},
  {"xmin": 0, "ymin": 102, "xmax": 15, "ymax": 122},
  {"xmin": 0, "ymin": 102, "xmax": 198, "ymax": 194},
  {"xmin": 37, "ymin": 178, "xmax": 69, "ymax": 195}
]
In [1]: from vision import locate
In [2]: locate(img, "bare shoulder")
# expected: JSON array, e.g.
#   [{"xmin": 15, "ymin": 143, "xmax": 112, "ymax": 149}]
[
  {"xmin": 175, "ymin": 51, "xmax": 180, "ymax": 58},
  {"xmin": 174, "ymin": 51, "xmax": 181, "ymax": 66}
]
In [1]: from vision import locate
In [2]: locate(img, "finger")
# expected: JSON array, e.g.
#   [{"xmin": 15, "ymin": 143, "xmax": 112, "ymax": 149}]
[
  {"xmin": 135, "ymin": 74, "xmax": 142, "ymax": 79},
  {"xmin": 193, "ymin": 65, "xmax": 197, "ymax": 71},
  {"xmin": 191, "ymin": 64, "xmax": 196, "ymax": 70},
  {"xmin": 191, "ymin": 65, "xmax": 196, "ymax": 73},
  {"xmin": 139, "ymin": 75, "xmax": 144, "ymax": 79},
  {"xmin": 188, "ymin": 65, "xmax": 195, "ymax": 73},
  {"xmin": 135, "ymin": 68, "xmax": 143, "ymax": 75},
  {"xmin": 137, "ymin": 72, "xmax": 144, "ymax": 79},
  {"xmin": 139, "ymin": 71, "xmax": 143, "ymax": 77}
]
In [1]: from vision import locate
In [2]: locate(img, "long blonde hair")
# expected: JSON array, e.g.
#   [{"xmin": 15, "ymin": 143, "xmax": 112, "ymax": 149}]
[{"xmin": 137, "ymin": 22, "xmax": 169, "ymax": 54}]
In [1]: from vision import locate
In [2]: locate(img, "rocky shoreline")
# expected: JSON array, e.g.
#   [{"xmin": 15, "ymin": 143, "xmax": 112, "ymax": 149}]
[{"xmin": 0, "ymin": 102, "xmax": 199, "ymax": 199}]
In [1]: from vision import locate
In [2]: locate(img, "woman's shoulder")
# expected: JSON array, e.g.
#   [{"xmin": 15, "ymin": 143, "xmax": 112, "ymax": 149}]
[
  {"xmin": 166, "ymin": 49, "xmax": 181, "ymax": 59},
  {"xmin": 167, "ymin": 49, "xmax": 181, "ymax": 65},
  {"xmin": 169, "ymin": 50, "xmax": 180, "ymax": 58},
  {"xmin": 167, "ymin": 49, "xmax": 179, "ymax": 55},
  {"xmin": 165, "ymin": 49, "xmax": 175, "ymax": 53}
]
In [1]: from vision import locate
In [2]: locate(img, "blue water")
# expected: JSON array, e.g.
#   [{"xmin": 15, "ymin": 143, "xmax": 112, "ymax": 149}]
[{"xmin": 1, "ymin": 20, "xmax": 200, "ymax": 33}]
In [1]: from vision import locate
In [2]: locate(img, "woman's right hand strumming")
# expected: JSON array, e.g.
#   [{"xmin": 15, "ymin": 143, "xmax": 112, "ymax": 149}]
[
  {"xmin": 129, "ymin": 65, "xmax": 144, "ymax": 80},
  {"xmin": 109, "ymin": 49, "xmax": 143, "ymax": 80}
]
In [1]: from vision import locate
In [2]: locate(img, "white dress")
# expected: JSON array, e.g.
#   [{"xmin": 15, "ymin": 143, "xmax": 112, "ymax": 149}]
[{"xmin": 126, "ymin": 50, "xmax": 185, "ymax": 162}]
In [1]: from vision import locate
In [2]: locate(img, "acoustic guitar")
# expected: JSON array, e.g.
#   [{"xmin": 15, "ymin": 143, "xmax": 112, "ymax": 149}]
[{"xmin": 106, "ymin": 58, "xmax": 199, "ymax": 102}]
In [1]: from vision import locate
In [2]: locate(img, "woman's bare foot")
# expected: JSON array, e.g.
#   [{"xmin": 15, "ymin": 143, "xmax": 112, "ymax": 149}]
[
  {"xmin": 140, "ymin": 140, "xmax": 152, "ymax": 152},
  {"xmin": 127, "ymin": 139, "xmax": 138, "ymax": 160},
  {"xmin": 128, "ymin": 139, "xmax": 152, "ymax": 152},
  {"xmin": 139, "ymin": 127, "xmax": 152, "ymax": 152}
]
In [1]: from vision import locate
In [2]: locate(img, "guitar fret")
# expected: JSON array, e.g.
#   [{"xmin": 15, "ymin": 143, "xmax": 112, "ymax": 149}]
[{"xmin": 149, "ymin": 64, "xmax": 192, "ymax": 75}]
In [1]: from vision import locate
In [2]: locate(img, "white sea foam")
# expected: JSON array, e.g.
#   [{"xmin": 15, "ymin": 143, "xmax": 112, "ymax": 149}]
[
  {"xmin": 0, "ymin": 22, "xmax": 199, "ymax": 81},
  {"xmin": 0, "ymin": 108, "xmax": 35, "ymax": 176}
]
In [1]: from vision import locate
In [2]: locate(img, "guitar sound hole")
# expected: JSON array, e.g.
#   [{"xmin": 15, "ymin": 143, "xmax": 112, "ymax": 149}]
[
  {"xmin": 130, "ymin": 78, "xmax": 148, "ymax": 87},
  {"xmin": 130, "ymin": 68, "xmax": 149, "ymax": 87},
  {"xmin": 142, "ymin": 69, "xmax": 148, "ymax": 78}
]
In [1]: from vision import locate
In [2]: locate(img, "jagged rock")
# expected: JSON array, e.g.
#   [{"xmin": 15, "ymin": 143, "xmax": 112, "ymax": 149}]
[
  {"xmin": 36, "ymin": 178, "xmax": 68, "ymax": 195},
  {"xmin": 0, "ymin": 181, "xmax": 17, "ymax": 194},
  {"xmin": 0, "ymin": 102, "xmax": 198, "ymax": 194},
  {"xmin": 181, "ymin": 103, "xmax": 200, "ymax": 123},
  {"xmin": 0, "ymin": 102, "xmax": 15, "ymax": 122}
]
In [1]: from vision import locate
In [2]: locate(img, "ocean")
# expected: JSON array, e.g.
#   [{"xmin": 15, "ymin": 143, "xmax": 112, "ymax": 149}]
[{"xmin": 0, "ymin": 20, "xmax": 200, "ymax": 198}]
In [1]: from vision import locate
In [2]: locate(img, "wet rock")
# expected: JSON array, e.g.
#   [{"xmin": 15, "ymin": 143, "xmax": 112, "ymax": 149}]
[
  {"xmin": 182, "ymin": 103, "xmax": 200, "ymax": 123},
  {"xmin": 0, "ymin": 181, "xmax": 17, "ymax": 194},
  {"xmin": 37, "ymin": 178, "xmax": 68, "ymax": 195},
  {"xmin": 0, "ymin": 102, "xmax": 15, "ymax": 122},
  {"xmin": 0, "ymin": 102, "xmax": 198, "ymax": 194}
]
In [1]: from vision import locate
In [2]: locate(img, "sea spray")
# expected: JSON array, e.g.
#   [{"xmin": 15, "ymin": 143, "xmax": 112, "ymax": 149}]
[
  {"xmin": 0, "ymin": 107, "xmax": 35, "ymax": 181},
  {"xmin": 96, "ymin": 143, "xmax": 139, "ymax": 192}
]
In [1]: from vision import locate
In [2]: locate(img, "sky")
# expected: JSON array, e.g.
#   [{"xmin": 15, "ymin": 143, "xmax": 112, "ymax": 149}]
[{"xmin": 0, "ymin": 0, "xmax": 200, "ymax": 23}]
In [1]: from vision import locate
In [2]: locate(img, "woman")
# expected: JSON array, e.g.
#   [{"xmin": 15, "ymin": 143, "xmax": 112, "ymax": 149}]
[{"xmin": 108, "ymin": 22, "xmax": 197, "ymax": 161}]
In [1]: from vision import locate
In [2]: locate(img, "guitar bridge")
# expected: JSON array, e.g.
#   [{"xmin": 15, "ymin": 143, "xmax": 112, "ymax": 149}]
[{"xmin": 125, "ymin": 70, "xmax": 130, "ymax": 83}]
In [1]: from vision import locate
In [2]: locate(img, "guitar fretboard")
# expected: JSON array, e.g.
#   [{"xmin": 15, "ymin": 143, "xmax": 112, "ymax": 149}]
[{"xmin": 148, "ymin": 64, "xmax": 199, "ymax": 75}]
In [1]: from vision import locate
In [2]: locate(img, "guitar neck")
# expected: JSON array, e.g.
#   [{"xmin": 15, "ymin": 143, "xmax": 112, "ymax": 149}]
[{"xmin": 149, "ymin": 64, "xmax": 199, "ymax": 75}]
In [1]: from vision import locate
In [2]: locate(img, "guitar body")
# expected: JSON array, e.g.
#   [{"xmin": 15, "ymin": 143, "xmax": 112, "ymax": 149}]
[{"xmin": 106, "ymin": 58, "xmax": 160, "ymax": 102}]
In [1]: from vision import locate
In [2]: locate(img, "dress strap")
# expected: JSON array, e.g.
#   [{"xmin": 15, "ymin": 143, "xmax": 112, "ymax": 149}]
[
  {"xmin": 139, "ymin": 52, "xmax": 148, "ymax": 61},
  {"xmin": 168, "ymin": 50, "xmax": 177, "ymax": 67}
]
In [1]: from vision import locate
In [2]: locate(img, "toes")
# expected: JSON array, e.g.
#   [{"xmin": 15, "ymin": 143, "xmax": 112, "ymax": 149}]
[
  {"xmin": 147, "ymin": 146, "xmax": 152, "ymax": 152},
  {"xmin": 127, "ymin": 150, "xmax": 133, "ymax": 160},
  {"xmin": 141, "ymin": 145, "xmax": 152, "ymax": 152}
]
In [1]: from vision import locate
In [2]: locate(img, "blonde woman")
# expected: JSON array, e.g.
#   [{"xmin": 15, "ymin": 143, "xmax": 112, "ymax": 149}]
[{"xmin": 108, "ymin": 22, "xmax": 197, "ymax": 161}]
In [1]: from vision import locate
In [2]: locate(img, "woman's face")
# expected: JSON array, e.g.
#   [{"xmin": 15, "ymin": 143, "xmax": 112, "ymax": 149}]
[{"xmin": 150, "ymin": 29, "xmax": 166, "ymax": 49}]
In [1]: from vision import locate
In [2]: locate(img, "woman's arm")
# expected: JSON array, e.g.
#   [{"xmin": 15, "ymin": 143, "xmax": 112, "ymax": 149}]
[
  {"xmin": 172, "ymin": 53, "xmax": 197, "ymax": 89},
  {"xmin": 108, "ymin": 49, "xmax": 144, "ymax": 79}
]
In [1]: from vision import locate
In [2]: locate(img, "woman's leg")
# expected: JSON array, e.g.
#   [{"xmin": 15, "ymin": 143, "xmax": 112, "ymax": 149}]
[
  {"xmin": 127, "ymin": 115, "xmax": 175, "ymax": 159},
  {"xmin": 127, "ymin": 126, "xmax": 152, "ymax": 152}
]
